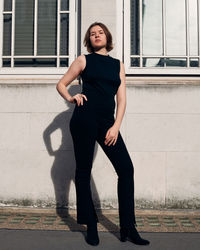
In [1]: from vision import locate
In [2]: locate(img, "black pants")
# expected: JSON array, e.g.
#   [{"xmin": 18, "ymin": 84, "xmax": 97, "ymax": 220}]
[{"xmin": 69, "ymin": 101, "xmax": 136, "ymax": 228}]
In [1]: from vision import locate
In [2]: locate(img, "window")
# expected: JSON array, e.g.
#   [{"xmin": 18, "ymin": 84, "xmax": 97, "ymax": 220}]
[
  {"xmin": 0, "ymin": 0, "xmax": 76, "ymax": 74},
  {"xmin": 124, "ymin": 0, "xmax": 200, "ymax": 74}
]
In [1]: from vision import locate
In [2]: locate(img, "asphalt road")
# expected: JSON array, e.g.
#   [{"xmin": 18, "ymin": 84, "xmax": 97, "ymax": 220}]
[{"xmin": 0, "ymin": 229, "xmax": 200, "ymax": 250}]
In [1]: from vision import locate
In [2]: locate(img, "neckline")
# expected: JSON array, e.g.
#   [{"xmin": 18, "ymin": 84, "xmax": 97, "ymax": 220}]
[{"xmin": 93, "ymin": 52, "xmax": 110, "ymax": 57}]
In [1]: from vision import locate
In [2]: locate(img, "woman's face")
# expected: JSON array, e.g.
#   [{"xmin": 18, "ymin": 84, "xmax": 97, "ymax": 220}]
[{"xmin": 89, "ymin": 25, "xmax": 107, "ymax": 50}]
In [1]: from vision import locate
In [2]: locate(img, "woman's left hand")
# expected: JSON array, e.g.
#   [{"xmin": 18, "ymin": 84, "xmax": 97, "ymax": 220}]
[{"xmin": 104, "ymin": 125, "xmax": 119, "ymax": 146}]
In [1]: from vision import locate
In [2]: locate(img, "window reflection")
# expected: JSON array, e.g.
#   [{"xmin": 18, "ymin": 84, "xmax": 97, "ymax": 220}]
[
  {"xmin": 143, "ymin": 0, "xmax": 162, "ymax": 56},
  {"xmin": 130, "ymin": 0, "xmax": 199, "ymax": 68},
  {"xmin": 189, "ymin": 0, "xmax": 198, "ymax": 56},
  {"xmin": 166, "ymin": 0, "xmax": 186, "ymax": 56}
]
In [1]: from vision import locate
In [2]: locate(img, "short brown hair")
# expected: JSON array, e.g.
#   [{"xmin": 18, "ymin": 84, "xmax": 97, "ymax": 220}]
[{"xmin": 83, "ymin": 22, "xmax": 114, "ymax": 53}]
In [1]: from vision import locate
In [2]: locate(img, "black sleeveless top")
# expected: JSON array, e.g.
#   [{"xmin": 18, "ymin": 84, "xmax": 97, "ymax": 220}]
[{"xmin": 80, "ymin": 52, "xmax": 121, "ymax": 116}]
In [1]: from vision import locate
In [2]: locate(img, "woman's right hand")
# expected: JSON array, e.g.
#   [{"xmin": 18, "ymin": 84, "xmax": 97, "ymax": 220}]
[{"xmin": 69, "ymin": 93, "xmax": 88, "ymax": 106}]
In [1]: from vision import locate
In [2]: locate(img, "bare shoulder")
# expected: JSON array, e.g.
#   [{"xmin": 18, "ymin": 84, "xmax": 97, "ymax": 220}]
[
  {"xmin": 119, "ymin": 60, "xmax": 125, "ymax": 72},
  {"xmin": 119, "ymin": 60, "xmax": 124, "ymax": 66},
  {"xmin": 75, "ymin": 54, "xmax": 86, "ymax": 71}
]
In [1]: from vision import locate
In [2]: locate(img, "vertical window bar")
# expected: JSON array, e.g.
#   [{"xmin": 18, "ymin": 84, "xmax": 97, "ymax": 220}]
[
  {"xmin": 162, "ymin": 0, "xmax": 166, "ymax": 67},
  {"xmin": 197, "ymin": 0, "xmax": 200, "ymax": 66},
  {"xmin": 11, "ymin": 0, "xmax": 15, "ymax": 67},
  {"xmin": 185, "ymin": 0, "xmax": 190, "ymax": 67},
  {"xmin": 57, "ymin": 0, "xmax": 61, "ymax": 67},
  {"xmin": 0, "ymin": 1, "xmax": 3, "ymax": 67},
  {"xmin": 34, "ymin": 0, "xmax": 38, "ymax": 56},
  {"xmin": 139, "ymin": 0, "xmax": 142, "ymax": 67}
]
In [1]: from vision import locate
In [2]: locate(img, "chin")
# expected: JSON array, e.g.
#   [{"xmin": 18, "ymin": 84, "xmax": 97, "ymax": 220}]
[{"xmin": 93, "ymin": 45, "xmax": 106, "ymax": 50}]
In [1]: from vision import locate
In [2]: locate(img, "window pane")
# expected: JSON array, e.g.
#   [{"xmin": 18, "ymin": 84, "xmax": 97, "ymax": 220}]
[
  {"xmin": 165, "ymin": 58, "xmax": 187, "ymax": 67},
  {"xmin": 38, "ymin": 0, "xmax": 57, "ymax": 55},
  {"xmin": 189, "ymin": 0, "xmax": 198, "ymax": 56},
  {"xmin": 190, "ymin": 58, "xmax": 199, "ymax": 67},
  {"xmin": 143, "ymin": 58, "xmax": 163, "ymax": 67},
  {"xmin": 143, "ymin": 0, "xmax": 162, "ymax": 56},
  {"xmin": 3, "ymin": 59, "xmax": 11, "ymax": 67},
  {"xmin": 14, "ymin": 58, "xmax": 57, "ymax": 67},
  {"xmin": 4, "ymin": 0, "xmax": 12, "ymax": 11},
  {"xmin": 61, "ymin": 0, "xmax": 69, "ymax": 11},
  {"xmin": 130, "ymin": 58, "xmax": 140, "ymax": 67},
  {"xmin": 130, "ymin": 0, "xmax": 140, "ymax": 55},
  {"xmin": 166, "ymin": 0, "xmax": 186, "ymax": 55},
  {"xmin": 3, "ymin": 14, "xmax": 12, "ymax": 56},
  {"xmin": 60, "ymin": 58, "xmax": 69, "ymax": 67},
  {"xmin": 15, "ymin": 0, "xmax": 34, "ymax": 56},
  {"xmin": 60, "ymin": 13, "xmax": 69, "ymax": 55}
]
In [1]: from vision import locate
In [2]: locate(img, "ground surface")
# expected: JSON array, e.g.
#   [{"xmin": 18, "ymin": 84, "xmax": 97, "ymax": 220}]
[
  {"xmin": 0, "ymin": 207, "xmax": 200, "ymax": 232},
  {"xmin": 0, "ymin": 229, "xmax": 200, "ymax": 250}
]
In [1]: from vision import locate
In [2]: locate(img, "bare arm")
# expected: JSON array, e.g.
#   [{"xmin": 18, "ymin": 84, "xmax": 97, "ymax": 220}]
[
  {"xmin": 113, "ymin": 61, "xmax": 126, "ymax": 130},
  {"xmin": 56, "ymin": 55, "xmax": 87, "ymax": 105},
  {"xmin": 104, "ymin": 61, "xmax": 126, "ymax": 146}
]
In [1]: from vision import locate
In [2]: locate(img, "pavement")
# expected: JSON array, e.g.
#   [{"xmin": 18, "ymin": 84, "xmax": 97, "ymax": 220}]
[
  {"xmin": 1, "ymin": 229, "xmax": 200, "ymax": 250},
  {"xmin": 0, "ymin": 207, "xmax": 200, "ymax": 250}
]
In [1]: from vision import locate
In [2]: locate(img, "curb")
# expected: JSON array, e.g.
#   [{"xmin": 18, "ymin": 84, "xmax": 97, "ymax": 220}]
[{"xmin": 0, "ymin": 207, "xmax": 200, "ymax": 232}]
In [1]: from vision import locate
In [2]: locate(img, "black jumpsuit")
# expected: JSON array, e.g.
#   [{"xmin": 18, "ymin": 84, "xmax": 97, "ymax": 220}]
[{"xmin": 69, "ymin": 52, "xmax": 136, "ymax": 228}]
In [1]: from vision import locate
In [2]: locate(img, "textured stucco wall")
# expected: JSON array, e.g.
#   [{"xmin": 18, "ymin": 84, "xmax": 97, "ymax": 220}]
[
  {"xmin": 0, "ymin": 79, "xmax": 200, "ymax": 209},
  {"xmin": 0, "ymin": 0, "xmax": 200, "ymax": 209}
]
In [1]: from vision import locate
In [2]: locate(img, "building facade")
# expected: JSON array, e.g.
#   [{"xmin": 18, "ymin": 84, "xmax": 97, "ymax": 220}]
[{"xmin": 0, "ymin": 0, "xmax": 200, "ymax": 209}]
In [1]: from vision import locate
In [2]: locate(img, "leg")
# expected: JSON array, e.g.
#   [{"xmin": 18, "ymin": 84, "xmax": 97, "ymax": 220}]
[
  {"xmin": 69, "ymin": 107, "xmax": 99, "ymax": 224},
  {"xmin": 96, "ymin": 124, "xmax": 136, "ymax": 228}
]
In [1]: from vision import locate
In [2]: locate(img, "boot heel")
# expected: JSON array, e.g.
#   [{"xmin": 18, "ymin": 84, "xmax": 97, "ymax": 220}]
[
  {"xmin": 86, "ymin": 222, "xmax": 99, "ymax": 246},
  {"xmin": 120, "ymin": 228, "xmax": 128, "ymax": 242}
]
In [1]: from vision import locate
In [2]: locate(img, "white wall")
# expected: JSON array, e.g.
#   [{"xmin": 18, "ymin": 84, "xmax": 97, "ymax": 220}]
[
  {"xmin": 0, "ymin": 79, "xmax": 200, "ymax": 209},
  {"xmin": 0, "ymin": 0, "xmax": 200, "ymax": 209}
]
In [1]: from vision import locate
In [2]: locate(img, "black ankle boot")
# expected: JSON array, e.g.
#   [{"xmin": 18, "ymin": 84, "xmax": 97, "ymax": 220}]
[
  {"xmin": 120, "ymin": 225, "xmax": 150, "ymax": 245},
  {"xmin": 86, "ymin": 222, "xmax": 99, "ymax": 246}
]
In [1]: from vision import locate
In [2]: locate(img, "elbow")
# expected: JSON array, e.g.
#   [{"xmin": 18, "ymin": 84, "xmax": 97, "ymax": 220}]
[
  {"xmin": 56, "ymin": 81, "xmax": 62, "ymax": 91},
  {"xmin": 56, "ymin": 83, "xmax": 59, "ymax": 92}
]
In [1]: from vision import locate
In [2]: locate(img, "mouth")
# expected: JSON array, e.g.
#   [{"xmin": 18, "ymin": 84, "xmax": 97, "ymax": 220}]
[{"xmin": 95, "ymin": 39, "xmax": 101, "ymax": 42}]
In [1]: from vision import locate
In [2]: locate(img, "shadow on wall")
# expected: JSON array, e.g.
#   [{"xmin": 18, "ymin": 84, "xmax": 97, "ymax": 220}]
[{"xmin": 43, "ymin": 84, "xmax": 119, "ymax": 235}]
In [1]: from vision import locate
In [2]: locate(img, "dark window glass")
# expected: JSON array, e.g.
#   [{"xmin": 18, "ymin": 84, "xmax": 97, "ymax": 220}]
[
  {"xmin": 61, "ymin": 0, "xmax": 69, "ymax": 11},
  {"xmin": 4, "ymin": 0, "xmax": 12, "ymax": 11},
  {"xmin": 37, "ymin": 0, "xmax": 57, "ymax": 55},
  {"xmin": 60, "ymin": 13, "xmax": 69, "ymax": 55},
  {"xmin": 3, "ymin": 14, "xmax": 12, "ymax": 56},
  {"xmin": 60, "ymin": 58, "xmax": 69, "ymax": 67},
  {"xmin": 15, "ymin": 0, "xmax": 34, "ymax": 55},
  {"xmin": 14, "ymin": 58, "xmax": 57, "ymax": 67},
  {"xmin": 3, "ymin": 59, "xmax": 11, "ymax": 67},
  {"xmin": 130, "ymin": 0, "xmax": 140, "ymax": 55},
  {"xmin": 130, "ymin": 58, "xmax": 140, "ymax": 67}
]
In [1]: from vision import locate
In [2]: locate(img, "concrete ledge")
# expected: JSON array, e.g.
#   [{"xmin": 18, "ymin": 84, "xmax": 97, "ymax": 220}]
[
  {"xmin": 0, "ymin": 76, "xmax": 200, "ymax": 85},
  {"xmin": 0, "ymin": 207, "xmax": 200, "ymax": 232}
]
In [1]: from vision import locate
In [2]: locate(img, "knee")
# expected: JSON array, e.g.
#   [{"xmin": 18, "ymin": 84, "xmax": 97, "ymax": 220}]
[
  {"xmin": 75, "ymin": 168, "xmax": 91, "ymax": 183},
  {"xmin": 118, "ymin": 161, "xmax": 134, "ymax": 178}
]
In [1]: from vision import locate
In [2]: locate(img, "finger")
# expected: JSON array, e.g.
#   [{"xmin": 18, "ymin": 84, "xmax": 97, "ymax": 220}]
[
  {"xmin": 78, "ymin": 95, "xmax": 82, "ymax": 106},
  {"xmin": 82, "ymin": 95, "xmax": 88, "ymax": 101},
  {"xmin": 74, "ymin": 97, "xmax": 78, "ymax": 105},
  {"xmin": 113, "ymin": 135, "xmax": 118, "ymax": 145},
  {"xmin": 76, "ymin": 98, "xmax": 80, "ymax": 106},
  {"xmin": 79, "ymin": 95, "xmax": 84, "ymax": 105},
  {"xmin": 105, "ymin": 130, "xmax": 110, "ymax": 139},
  {"xmin": 108, "ymin": 138, "xmax": 115, "ymax": 146}
]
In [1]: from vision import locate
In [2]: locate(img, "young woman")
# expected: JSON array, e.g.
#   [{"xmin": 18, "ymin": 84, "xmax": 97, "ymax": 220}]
[{"xmin": 56, "ymin": 22, "xmax": 150, "ymax": 246}]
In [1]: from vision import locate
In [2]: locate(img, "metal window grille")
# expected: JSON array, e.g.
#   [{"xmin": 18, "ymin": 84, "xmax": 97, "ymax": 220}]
[
  {"xmin": 124, "ymin": 0, "xmax": 200, "ymax": 74},
  {"xmin": 1, "ymin": 0, "xmax": 75, "ymax": 68}
]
